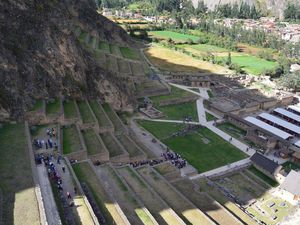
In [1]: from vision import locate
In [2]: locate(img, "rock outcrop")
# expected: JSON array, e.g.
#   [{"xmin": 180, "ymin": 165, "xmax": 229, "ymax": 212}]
[{"xmin": 0, "ymin": 0, "xmax": 136, "ymax": 120}]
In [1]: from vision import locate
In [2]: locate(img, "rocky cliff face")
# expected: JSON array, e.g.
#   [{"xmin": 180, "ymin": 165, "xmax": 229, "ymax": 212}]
[
  {"xmin": 0, "ymin": 0, "xmax": 136, "ymax": 121},
  {"xmin": 192, "ymin": 0, "xmax": 299, "ymax": 19}
]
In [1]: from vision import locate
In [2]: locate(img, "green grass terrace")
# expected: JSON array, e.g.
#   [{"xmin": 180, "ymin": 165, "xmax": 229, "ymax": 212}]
[
  {"xmin": 138, "ymin": 120, "xmax": 247, "ymax": 172},
  {"xmin": 62, "ymin": 125, "xmax": 82, "ymax": 154},
  {"xmin": 0, "ymin": 123, "xmax": 40, "ymax": 225},
  {"xmin": 46, "ymin": 98, "xmax": 61, "ymax": 115},
  {"xmin": 89, "ymin": 100, "xmax": 112, "ymax": 128},
  {"xmin": 77, "ymin": 100, "xmax": 95, "ymax": 124},
  {"xmin": 63, "ymin": 100, "xmax": 78, "ymax": 119}
]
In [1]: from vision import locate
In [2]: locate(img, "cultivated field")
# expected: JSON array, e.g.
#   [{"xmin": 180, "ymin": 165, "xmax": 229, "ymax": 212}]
[
  {"xmin": 158, "ymin": 102, "xmax": 198, "ymax": 121},
  {"xmin": 46, "ymin": 98, "xmax": 61, "ymax": 115},
  {"xmin": 137, "ymin": 166, "xmax": 212, "ymax": 225},
  {"xmin": 115, "ymin": 134, "xmax": 145, "ymax": 158},
  {"xmin": 138, "ymin": 121, "xmax": 246, "ymax": 172},
  {"xmin": 0, "ymin": 123, "xmax": 40, "ymax": 225},
  {"xmin": 116, "ymin": 166, "xmax": 184, "ymax": 225},
  {"xmin": 145, "ymin": 45, "xmax": 231, "ymax": 74},
  {"xmin": 62, "ymin": 125, "xmax": 82, "ymax": 154},
  {"xmin": 102, "ymin": 104, "xmax": 125, "ymax": 132}
]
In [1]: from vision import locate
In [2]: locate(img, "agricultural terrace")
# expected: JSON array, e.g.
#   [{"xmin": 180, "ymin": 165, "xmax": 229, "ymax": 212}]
[
  {"xmin": 62, "ymin": 125, "xmax": 82, "ymax": 154},
  {"xmin": 145, "ymin": 44, "xmax": 231, "ymax": 74},
  {"xmin": 46, "ymin": 98, "xmax": 61, "ymax": 115},
  {"xmin": 137, "ymin": 166, "xmax": 212, "ymax": 225},
  {"xmin": 0, "ymin": 123, "xmax": 40, "ymax": 225},
  {"xmin": 116, "ymin": 134, "xmax": 144, "ymax": 157},
  {"xmin": 138, "ymin": 120, "xmax": 246, "ymax": 172},
  {"xmin": 63, "ymin": 100, "xmax": 78, "ymax": 119},
  {"xmin": 81, "ymin": 129, "xmax": 106, "ymax": 156},
  {"xmin": 77, "ymin": 101, "xmax": 95, "ymax": 124},
  {"xmin": 102, "ymin": 104, "xmax": 125, "ymax": 132},
  {"xmin": 198, "ymin": 178, "xmax": 258, "ymax": 225},
  {"xmin": 31, "ymin": 99, "xmax": 43, "ymax": 111},
  {"xmin": 73, "ymin": 162, "xmax": 126, "ymax": 224},
  {"xmin": 172, "ymin": 178, "xmax": 242, "ymax": 225},
  {"xmin": 120, "ymin": 47, "xmax": 141, "ymax": 60},
  {"xmin": 95, "ymin": 165, "xmax": 156, "ymax": 225},
  {"xmin": 116, "ymin": 166, "xmax": 184, "ymax": 225},
  {"xmin": 89, "ymin": 100, "xmax": 112, "ymax": 128},
  {"xmin": 100, "ymin": 132, "xmax": 125, "ymax": 157}
]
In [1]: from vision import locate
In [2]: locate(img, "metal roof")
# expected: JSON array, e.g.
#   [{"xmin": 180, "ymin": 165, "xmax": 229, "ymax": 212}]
[
  {"xmin": 250, "ymin": 153, "xmax": 281, "ymax": 174},
  {"xmin": 244, "ymin": 116, "xmax": 292, "ymax": 140},
  {"xmin": 274, "ymin": 108, "xmax": 300, "ymax": 123},
  {"xmin": 280, "ymin": 170, "xmax": 300, "ymax": 197},
  {"xmin": 259, "ymin": 113, "xmax": 300, "ymax": 135},
  {"xmin": 295, "ymin": 140, "xmax": 300, "ymax": 148},
  {"xmin": 288, "ymin": 105, "xmax": 300, "ymax": 114}
]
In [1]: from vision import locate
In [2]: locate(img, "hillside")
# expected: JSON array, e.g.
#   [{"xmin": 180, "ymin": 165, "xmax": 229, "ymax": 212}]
[
  {"xmin": 0, "ymin": 0, "xmax": 136, "ymax": 120},
  {"xmin": 192, "ymin": 0, "xmax": 299, "ymax": 19}
]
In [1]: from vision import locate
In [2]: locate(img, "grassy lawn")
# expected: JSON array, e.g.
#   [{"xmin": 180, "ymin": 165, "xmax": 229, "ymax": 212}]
[
  {"xmin": 248, "ymin": 166, "xmax": 278, "ymax": 187},
  {"xmin": 138, "ymin": 121, "xmax": 246, "ymax": 172},
  {"xmin": 72, "ymin": 163, "xmax": 121, "ymax": 224},
  {"xmin": 149, "ymin": 30, "xmax": 199, "ymax": 42},
  {"xmin": 157, "ymin": 102, "xmax": 198, "ymax": 121},
  {"xmin": 0, "ymin": 123, "xmax": 40, "ymax": 225},
  {"xmin": 46, "ymin": 98, "xmax": 60, "ymax": 115},
  {"xmin": 31, "ymin": 99, "xmax": 43, "ymax": 111},
  {"xmin": 177, "ymin": 44, "xmax": 229, "ymax": 53},
  {"xmin": 81, "ymin": 129, "xmax": 105, "ymax": 155},
  {"xmin": 145, "ymin": 45, "xmax": 230, "ymax": 74},
  {"xmin": 219, "ymin": 55, "xmax": 278, "ymax": 75},
  {"xmin": 150, "ymin": 86, "xmax": 195, "ymax": 105},
  {"xmin": 217, "ymin": 122, "xmax": 247, "ymax": 139},
  {"xmin": 120, "ymin": 47, "xmax": 140, "ymax": 60},
  {"xmin": 205, "ymin": 112, "xmax": 216, "ymax": 121},
  {"xmin": 89, "ymin": 100, "xmax": 112, "ymax": 128},
  {"xmin": 77, "ymin": 101, "xmax": 95, "ymax": 124},
  {"xmin": 62, "ymin": 125, "xmax": 81, "ymax": 154},
  {"xmin": 63, "ymin": 100, "xmax": 78, "ymax": 119}
]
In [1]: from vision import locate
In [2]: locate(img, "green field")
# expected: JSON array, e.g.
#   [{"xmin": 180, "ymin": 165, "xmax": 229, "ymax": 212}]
[
  {"xmin": 217, "ymin": 122, "xmax": 247, "ymax": 139},
  {"xmin": 89, "ymin": 100, "xmax": 112, "ymax": 128},
  {"xmin": 120, "ymin": 47, "xmax": 140, "ymax": 60},
  {"xmin": 64, "ymin": 100, "xmax": 78, "ymax": 119},
  {"xmin": 149, "ymin": 30, "xmax": 199, "ymax": 42},
  {"xmin": 77, "ymin": 101, "xmax": 95, "ymax": 124},
  {"xmin": 98, "ymin": 41, "xmax": 110, "ymax": 52},
  {"xmin": 82, "ymin": 129, "xmax": 105, "ymax": 156},
  {"xmin": 282, "ymin": 161, "xmax": 300, "ymax": 173},
  {"xmin": 62, "ymin": 125, "xmax": 82, "ymax": 154},
  {"xmin": 31, "ymin": 99, "xmax": 43, "ymax": 111},
  {"xmin": 138, "ymin": 120, "xmax": 246, "ymax": 172},
  {"xmin": 150, "ymin": 86, "xmax": 195, "ymax": 105},
  {"xmin": 177, "ymin": 44, "xmax": 228, "ymax": 52},
  {"xmin": 205, "ymin": 112, "xmax": 216, "ymax": 121},
  {"xmin": 219, "ymin": 55, "xmax": 278, "ymax": 75},
  {"xmin": 157, "ymin": 102, "xmax": 198, "ymax": 121},
  {"xmin": 46, "ymin": 98, "xmax": 60, "ymax": 115},
  {"xmin": 0, "ymin": 123, "xmax": 40, "ymax": 225}
]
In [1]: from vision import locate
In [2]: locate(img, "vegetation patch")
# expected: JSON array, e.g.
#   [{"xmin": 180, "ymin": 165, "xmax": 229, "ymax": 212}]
[
  {"xmin": 217, "ymin": 122, "xmax": 247, "ymax": 139},
  {"xmin": 77, "ymin": 101, "xmax": 95, "ymax": 124},
  {"xmin": 100, "ymin": 133, "xmax": 124, "ymax": 157},
  {"xmin": 120, "ymin": 47, "xmax": 140, "ymax": 60},
  {"xmin": 31, "ymin": 99, "xmax": 43, "ymax": 111},
  {"xmin": 0, "ymin": 123, "xmax": 40, "ymax": 225},
  {"xmin": 157, "ymin": 102, "xmax": 198, "ymax": 121},
  {"xmin": 63, "ymin": 100, "xmax": 77, "ymax": 119},
  {"xmin": 149, "ymin": 30, "xmax": 199, "ymax": 42},
  {"xmin": 205, "ymin": 112, "xmax": 216, "ymax": 121},
  {"xmin": 248, "ymin": 166, "xmax": 278, "ymax": 187},
  {"xmin": 89, "ymin": 100, "xmax": 112, "ymax": 128},
  {"xmin": 102, "ymin": 104, "xmax": 124, "ymax": 132},
  {"xmin": 82, "ymin": 129, "xmax": 104, "ymax": 155},
  {"xmin": 46, "ymin": 98, "xmax": 60, "ymax": 115},
  {"xmin": 62, "ymin": 125, "xmax": 81, "ymax": 154}
]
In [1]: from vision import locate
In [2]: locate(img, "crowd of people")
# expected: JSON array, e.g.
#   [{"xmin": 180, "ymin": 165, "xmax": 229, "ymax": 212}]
[
  {"xmin": 127, "ymin": 149, "xmax": 187, "ymax": 170},
  {"xmin": 33, "ymin": 127, "xmax": 57, "ymax": 150}
]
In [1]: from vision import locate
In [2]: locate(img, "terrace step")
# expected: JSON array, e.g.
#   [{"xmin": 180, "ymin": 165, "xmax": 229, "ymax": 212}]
[{"xmin": 115, "ymin": 165, "xmax": 186, "ymax": 225}]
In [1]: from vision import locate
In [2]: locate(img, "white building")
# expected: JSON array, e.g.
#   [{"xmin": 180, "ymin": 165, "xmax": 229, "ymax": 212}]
[{"xmin": 278, "ymin": 170, "xmax": 300, "ymax": 204}]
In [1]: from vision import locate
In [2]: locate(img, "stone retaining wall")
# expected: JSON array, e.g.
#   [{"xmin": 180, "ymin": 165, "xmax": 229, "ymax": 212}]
[{"xmin": 88, "ymin": 131, "xmax": 110, "ymax": 163}]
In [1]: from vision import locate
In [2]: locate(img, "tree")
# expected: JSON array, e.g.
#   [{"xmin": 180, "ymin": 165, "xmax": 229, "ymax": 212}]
[
  {"xmin": 279, "ymin": 71, "xmax": 300, "ymax": 91},
  {"xmin": 226, "ymin": 52, "xmax": 232, "ymax": 65}
]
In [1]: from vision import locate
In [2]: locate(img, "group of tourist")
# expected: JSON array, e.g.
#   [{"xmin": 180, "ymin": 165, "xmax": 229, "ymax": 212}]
[
  {"xmin": 33, "ymin": 127, "xmax": 57, "ymax": 150},
  {"xmin": 161, "ymin": 150, "xmax": 187, "ymax": 169}
]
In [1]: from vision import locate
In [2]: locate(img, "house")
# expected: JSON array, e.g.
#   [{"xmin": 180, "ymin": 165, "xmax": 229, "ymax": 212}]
[
  {"xmin": 279, "ymin": 170, "xmax": 300, "ymax": 203},
  {"xmin": 250, "ymin": 153, "xmax": 282, "ymax": 180}
]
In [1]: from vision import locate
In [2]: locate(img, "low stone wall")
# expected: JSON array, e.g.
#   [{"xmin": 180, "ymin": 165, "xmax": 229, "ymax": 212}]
[
  {"xmin": 88, "ymin": 131, "xmax": 110, "ymax": 163},
  {"xmin": 65, "ymin": 150, "xmax": 88, "ymax": 161},
  {"xmin": 159, "ymin": 96, "xmax": 198, "ymax": 107},
  {"xmin": 129, "ymin": 154, "xmax": 147, "ymax": 163},
  {"xmin": 99, "ymin": 126, "xmax": 114, "ymax": 134},
  {"xmin": 164, "ymin": 171, "xmax": 181, "ymax": 181},
  {"xmin": 208, "ymin": 162, "xmax": 252, "ymax": 179},
  {"xmin": 110, "ymin": 153, "xmax": 130, "ymax": 163}
]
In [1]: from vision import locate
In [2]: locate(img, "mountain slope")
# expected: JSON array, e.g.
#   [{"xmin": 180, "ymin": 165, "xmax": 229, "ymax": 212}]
[{"xmin": 0, "ymin": 0, "xmax": 136, "ymax": 120}]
